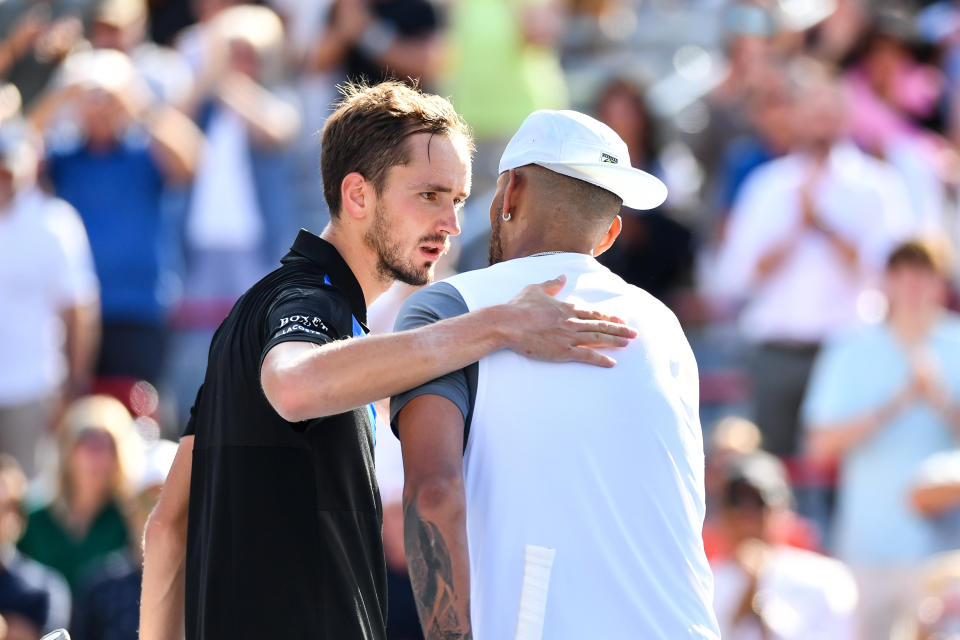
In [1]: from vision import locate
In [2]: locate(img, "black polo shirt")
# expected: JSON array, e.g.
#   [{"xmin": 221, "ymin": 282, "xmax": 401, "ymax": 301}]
[{"xmin": 182, "ymin": 230, "xmax": 386, "ymax": 639}]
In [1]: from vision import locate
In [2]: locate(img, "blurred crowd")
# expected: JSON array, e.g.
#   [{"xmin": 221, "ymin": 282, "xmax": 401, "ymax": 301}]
[{"xmin": 2, "ymin": 0, "xmax": 960, "ymax": 638}]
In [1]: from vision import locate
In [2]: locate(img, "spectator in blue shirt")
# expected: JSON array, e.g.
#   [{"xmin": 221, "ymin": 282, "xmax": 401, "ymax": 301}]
[
  {"xmin": 803, "ymin": 238, "xmax": 960, "ymax": 640},
  {"xmin": 30, "ymin": 49, "xmax": 202, "ymax": 385}
]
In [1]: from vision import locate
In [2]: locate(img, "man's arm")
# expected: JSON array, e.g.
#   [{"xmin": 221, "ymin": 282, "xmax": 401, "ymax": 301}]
[
  {"xmin": 60, "ymin": 300, "xmax": 99, "ymax": 399},
  {"xmin": 261, "ymin": 276, "xmax": 635, "ymax": 422},
  {"xmin": 140, "ymin": 435, "xmax": 193, "ymax": 640},
  {"xmin": 805, "ymin": 386, "xmax": 913, "ymax": 462},
  {"xmin": 397, "ymin": 395, "xmax": 471, "ymax": 639}
]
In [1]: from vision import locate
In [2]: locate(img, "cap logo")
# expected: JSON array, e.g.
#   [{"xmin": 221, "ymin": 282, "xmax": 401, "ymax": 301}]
[{"xmin": 600, "ymin": 153, "xmax": 619, "ymax": 164}]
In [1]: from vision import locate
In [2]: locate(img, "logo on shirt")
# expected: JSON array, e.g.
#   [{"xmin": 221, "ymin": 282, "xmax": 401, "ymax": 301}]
[
  {"xmin": 278, "ymin": 315, "xmax": 329, "ymax": 333},
  {"xmin": 600, "ymin": 153, "xmax": 619, "ymax": 165}
]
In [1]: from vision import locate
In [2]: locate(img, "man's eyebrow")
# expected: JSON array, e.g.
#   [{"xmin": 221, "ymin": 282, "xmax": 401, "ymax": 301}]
[{"xmin": 410, "ymin": 183, "xmax": 470, "ymax": 198}]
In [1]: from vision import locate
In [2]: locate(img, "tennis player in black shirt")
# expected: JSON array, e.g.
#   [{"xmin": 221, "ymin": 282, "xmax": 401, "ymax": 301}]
[{"xmin": 138, "ymin": 82, "xmax": 636, "ymax": 640}]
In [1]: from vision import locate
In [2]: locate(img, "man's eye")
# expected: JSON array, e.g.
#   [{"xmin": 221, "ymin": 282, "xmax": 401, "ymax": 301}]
[
  {"xmin": 454, "ymin": 198, "xmax": 466, "ymax": 210},
  {"xmin": 420, "ymin": 192, "xmax": 437, "ymax": 201}
]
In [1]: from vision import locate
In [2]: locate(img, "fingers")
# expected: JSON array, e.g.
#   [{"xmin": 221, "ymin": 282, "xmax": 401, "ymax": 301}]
[
  {"xmin": 567, "ymin": 346, "xmax": 616, "ymax": 368},
  {"xmin": 572, "ymin": 332, "xmax": 631, "ymax": 349},
  {"xmin": 536, "ymin": 274, "xmax": 566, "ymax": 297},
  {"xmin": 572, "ymin": 306, "xmax": 628, "ymax": 327},
  {"xmin": 569, "ymin": 318, "xmax": 638, "ymax": 339}
]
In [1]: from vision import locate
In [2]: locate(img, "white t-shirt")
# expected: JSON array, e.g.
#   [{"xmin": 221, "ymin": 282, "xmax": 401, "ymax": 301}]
[
  {"xmin": 712, "ymin": 143, "xmax": 916, "ymax": 343},
  {"xmin": 712, "ymin": 546, "xmax": 859, "ymax": 640},
  {"xmin": 398, "ymin": 253, "xmax": 719, "ymax": 639},
  {"xmin": 0, "ymin": 188, "xmax": 98, "ymax": 404}
]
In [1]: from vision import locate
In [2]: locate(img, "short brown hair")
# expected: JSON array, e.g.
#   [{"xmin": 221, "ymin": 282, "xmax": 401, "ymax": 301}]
[
  {"xmin": 886, "ymin": 238, "xmax": 952, "ymax": 278},
  {"xmin": 320, "ymin": 81, "xmax": 473, "ymax": 217}
]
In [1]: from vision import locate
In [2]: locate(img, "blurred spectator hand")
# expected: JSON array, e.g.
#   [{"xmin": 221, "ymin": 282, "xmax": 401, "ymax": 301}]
[
  {"xmin": 4, "ymin": 12, "xmax": 46, "ymax": 63},
  {"xmin": 333, "ymin": 0, "xmax": 375, "ymax": 46},
  {"xmin": 33, "ymin": 17, "xmax": 81, "ymax": 64}
]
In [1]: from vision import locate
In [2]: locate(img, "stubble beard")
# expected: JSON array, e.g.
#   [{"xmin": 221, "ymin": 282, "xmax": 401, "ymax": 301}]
[
  {"xmin": 488, "ymin": 213, "xmax": 504, "ymax": 266},
  {"xmin": 364, "ymin": 202, "xmax": 434, "ymax": 286}
]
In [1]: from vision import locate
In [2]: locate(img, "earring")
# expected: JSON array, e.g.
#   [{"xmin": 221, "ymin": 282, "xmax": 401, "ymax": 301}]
[{"xmin": 502, "ymin": 210, "xmax": 512, "ymax": 221}]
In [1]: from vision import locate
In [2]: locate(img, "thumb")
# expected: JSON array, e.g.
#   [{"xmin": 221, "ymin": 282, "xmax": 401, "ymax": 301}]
[{"xmin": 538, "ymin": 274, "xmax": 566, "ymax": 296}]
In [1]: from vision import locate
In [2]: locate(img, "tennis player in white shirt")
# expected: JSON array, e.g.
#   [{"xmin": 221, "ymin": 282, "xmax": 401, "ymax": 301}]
[{"xmin": 392, "ymin": 110, "xmax": 720, "ymax": 639}]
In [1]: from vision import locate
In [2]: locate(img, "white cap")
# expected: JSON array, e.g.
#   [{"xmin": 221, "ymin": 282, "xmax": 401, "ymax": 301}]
[{"xmin": 499, "ymin": 109, "xmax": 668, "ymax": 211}]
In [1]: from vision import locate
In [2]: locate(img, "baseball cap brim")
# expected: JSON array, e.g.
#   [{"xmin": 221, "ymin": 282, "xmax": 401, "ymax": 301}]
[{"xmin": 535, "ymin": 160, "xmax": 668, "ymax": 211}]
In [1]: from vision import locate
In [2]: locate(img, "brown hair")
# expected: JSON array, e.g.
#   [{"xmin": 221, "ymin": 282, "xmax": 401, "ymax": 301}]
[
  {"xmin": 886, "ymin": 238, "xmax": 952, "ymax": 278},
  {"xmin": 320, "ymin": 81, "xmax": 473, "ymax": 217},
  {"xmin": 56, "ymin": 395, "xmax": 143, "ymax": 507}
]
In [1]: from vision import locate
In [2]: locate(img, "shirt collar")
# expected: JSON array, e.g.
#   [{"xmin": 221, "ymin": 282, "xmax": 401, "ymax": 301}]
[{"xmin": 284, "ymin": 229, "xmax": 368, "ymax": 325}]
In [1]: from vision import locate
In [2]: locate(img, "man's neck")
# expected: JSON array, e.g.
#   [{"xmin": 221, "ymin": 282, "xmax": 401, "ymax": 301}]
[
  {"xmin": 508, "ymin": 234, "xmax": 595, "ymax": 261},
  {"xmin": 889, "ymin": 308, "xmax": 940, "ymax": 344},
  {"xmin": 320, "ymin": 223, "xmax": 391, "ymax": 308}
]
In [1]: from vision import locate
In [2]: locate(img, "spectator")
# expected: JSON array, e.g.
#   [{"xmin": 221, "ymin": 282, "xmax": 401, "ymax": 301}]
[
  {"xmin": 168, "ymin": 4, "xmax": 300, "ymax": 427},
  {"xmin": 701, "ymin": 417, "xmax": 821, "ymax": 562},
  {"xmin": 0, "ymin": 108, "xmax": 100, "ymax": 478},
  {"xmin": 695, "ymin": 3, "xmax": 776, "ymax": 186},
  {"xmin": 30, "ymin": 49, "xmax": 201, "ymax": 387},
  {"xmin": 309, "ymin": 0, "xmax": 444, "ymax": 87},
  {"xmin": 894, "ymin": 551, "xmax": 960, "ymax": 640},
  {"xmin": 593, "ymin": 77, "xmax": 696, "ymax": 309},
  {"xmin": 443, "ymin": 0, "xmax": 568, "ymax": 194},
  {"xmin": 710, "ymin": 451, "xmax": 858, "ymax": 640},
  {"xmin": 17, "ymin": 395, "xmax": 141, "ymax": 595},
  {"xmin": 911, "ymin": 447, "xmax": 960, "ymax": 552},
  {"xmin": 71, "ymin": 439, "xmax": 177, "ymax": 640},
  {"xmin": 713, "ymin": 59, "xmax": 916, "ymax": 456},
  {"xmin": 712, "ymin": 62, "xmax": 795, "ymax": 222},
  {"xmin": 803, "ymin": 238, "xmax": 960, "ymax": 639},
  {"xmin": 89, "ymin": 0, "xmax": 195, "ymax": 110},
  {"xmin": 0, "ymin": 1, "xmax": 85, "ymax": 108},
  {"xmin": 0, "ymin": 456, "xmax": 70, "ymax": 634},
  {"xmin": 843, "ymin": 19, "xmax": 950, "ymax": 234},
  {"xmin": 180, "ymin": 4, "xmax": 299, "ymax": 300}
]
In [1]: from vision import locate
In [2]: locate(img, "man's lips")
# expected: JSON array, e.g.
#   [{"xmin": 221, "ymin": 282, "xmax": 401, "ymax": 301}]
[{"xmin": 418, "ymin": 241, "xmax": 448, "ymax": 260}]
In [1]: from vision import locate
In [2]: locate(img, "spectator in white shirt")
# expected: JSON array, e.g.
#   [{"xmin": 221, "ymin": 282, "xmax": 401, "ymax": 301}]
[
  {"xmin": 0, "ymin": 113, "xmax": 99, "ymax": 478},
  {"xmin": 713, "ymin": 59, "xmax": 916, "ymax": 455},
  {"xmin": 711, "ymin": 451, "xmax": 858, "ymax": 640}
]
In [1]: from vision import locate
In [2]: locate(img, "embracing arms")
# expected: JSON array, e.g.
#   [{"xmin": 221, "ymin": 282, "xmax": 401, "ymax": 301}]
[{"xmin": 261, "ymin": 276, "xmax": 635, "ymax": 422}]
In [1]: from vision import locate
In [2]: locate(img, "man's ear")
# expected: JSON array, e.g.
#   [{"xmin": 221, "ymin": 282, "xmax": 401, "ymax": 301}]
[
  {"xmin": 593, "ymin": 215, "xmax": 623, "ymax": 257},
  {"xmin": 340, "ymin": 172, "xmax": 371, "ymax": 220},
  {"xmin": 501, "ymin": 168, "xmax": 521, "ymax": 220}
]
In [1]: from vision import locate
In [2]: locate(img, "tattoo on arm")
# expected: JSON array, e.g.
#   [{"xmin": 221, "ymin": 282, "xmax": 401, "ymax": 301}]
[{"xmin": 404, "ymin": 499, "xmax": 473, "ymax": 640}]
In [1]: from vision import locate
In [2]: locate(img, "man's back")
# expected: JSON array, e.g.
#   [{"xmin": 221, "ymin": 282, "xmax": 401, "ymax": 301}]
[{"xmin": 443, "ymin": 253, "xmax": 718, "ymax": 639}]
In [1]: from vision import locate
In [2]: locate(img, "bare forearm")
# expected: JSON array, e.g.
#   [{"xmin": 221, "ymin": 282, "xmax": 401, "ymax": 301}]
[
  {"xmin": 63, "ymin": 302, "xmax": 99, "ymax": 393},
  {"xmin": 264, "ymin": 305, "xmax": 506, "ymax": 421},
  {"xmin": 807, "ymin": 390, "xmax": 910, "ymax": 461},
  {"xmin": 140, "ymin": 517, "xmax": 187, "ymax": 640},
  {"xmin": 912, "ymin": 483, "xmax": 960, "ymax": 516},
  {"xmin": 146, "ymin": 106, "xmax": 203, "ymax": 184},
  {"xmin": 218, "ymin": 75, "xmax": 298, "ymax": 147},
  {"xmin": 403, "ymin": 483, "xmax": 472, "ymax": 640}
]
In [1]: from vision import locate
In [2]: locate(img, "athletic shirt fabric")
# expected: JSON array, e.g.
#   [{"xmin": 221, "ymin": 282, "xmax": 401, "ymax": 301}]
[
  {"xmin": 182, "ymin": 230, "xmax": 386, "ymax": 639},
  {"xmin": 392, "ymin": 253, "xmax": 719, "ymax": 639}
]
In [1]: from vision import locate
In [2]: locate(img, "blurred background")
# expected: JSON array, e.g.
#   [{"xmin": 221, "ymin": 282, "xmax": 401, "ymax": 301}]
[{"xmin": 3, "ymin": 0, "xmax": 960, "ymax": 638}]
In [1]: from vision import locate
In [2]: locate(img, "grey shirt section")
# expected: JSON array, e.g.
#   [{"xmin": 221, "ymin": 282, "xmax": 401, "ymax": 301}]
[{"xmin": 390, "ymin": 282, "xmax": 478, "ymax": 446}]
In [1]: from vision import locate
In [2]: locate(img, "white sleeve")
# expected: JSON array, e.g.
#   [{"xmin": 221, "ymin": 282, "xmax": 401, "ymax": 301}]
[
  {"xmin": 712, "ymin": 167, "xmax": 779, "ymax": 301},
  {"xmin": 46, "ymin": 199, "xmax": 99, "ymax": 308}
]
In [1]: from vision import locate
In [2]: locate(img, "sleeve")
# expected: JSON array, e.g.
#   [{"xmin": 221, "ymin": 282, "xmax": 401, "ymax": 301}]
[
  {"xmin": 46, "ymin": 199, "xmax": 100, "ymax": 308},
  {"xmin": 260, "ymin": 286, "xmax": 343, "ymax": 365},
  {"xmin": 913, "ymin": 450, "xmax": 960, "ymax": 488},
  {"xmin": 711, "ymin": 165, "xmax": 780, "ymax": 301},
  {"xmin": 181, "ymin": 384, "xmax": 203, "ymax": 438},
  {"xmin": 389, "ymin": 282, "xmax": 472, "ymax": 436}
]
